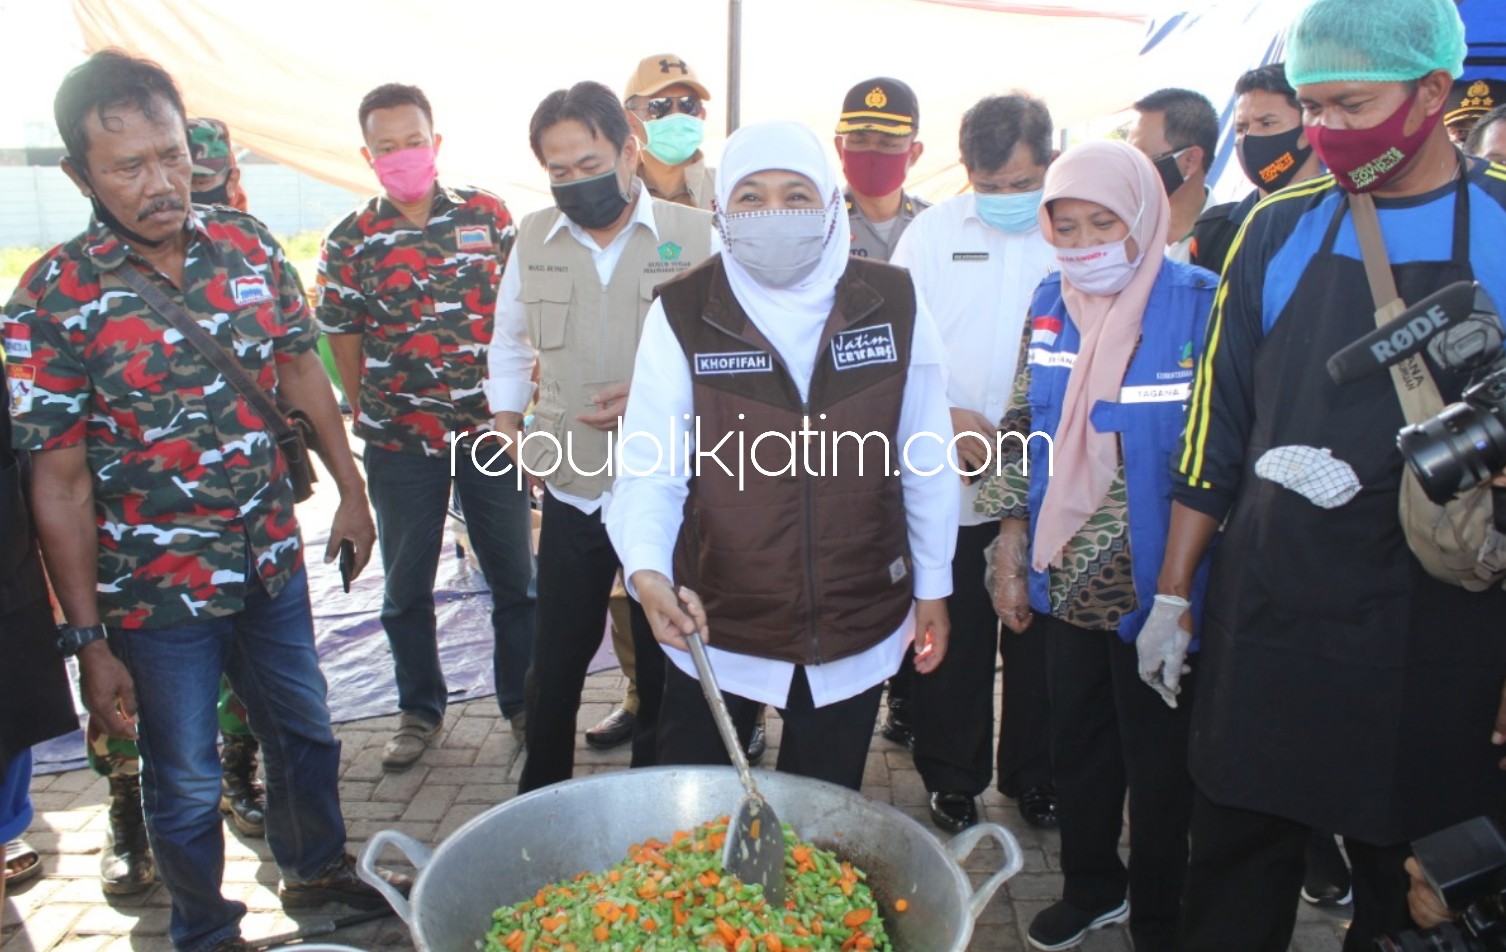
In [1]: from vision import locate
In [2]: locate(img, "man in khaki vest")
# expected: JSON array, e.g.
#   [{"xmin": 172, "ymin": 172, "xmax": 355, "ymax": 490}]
[
  {"xmin": 486, "ymin": 81, "xmax": 713, "ymax": 793},
  {"xmin": 585, "ymin": 53, "xmax": 720, "ymax": 755}
]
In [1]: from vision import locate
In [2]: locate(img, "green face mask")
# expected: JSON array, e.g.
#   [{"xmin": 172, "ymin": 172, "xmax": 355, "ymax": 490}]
[{"xmin": 644, "ymin": 114, "xmax": 705, "ymax": 166}]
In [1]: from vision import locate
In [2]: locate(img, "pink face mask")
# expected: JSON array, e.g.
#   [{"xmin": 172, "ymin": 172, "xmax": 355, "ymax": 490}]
[{"xmin": 373, "ymin": 145, "xmax": 437, "ymax": 203}]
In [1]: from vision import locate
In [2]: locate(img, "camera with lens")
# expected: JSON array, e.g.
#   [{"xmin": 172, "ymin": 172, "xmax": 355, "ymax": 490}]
[
  {"xmin": 1326, "ymin": 281, "xmax": 1506, "ymax": 507},
  {"xmin": 1375, "ymin": 816, "xmax": 1506, "ymax": 952}
]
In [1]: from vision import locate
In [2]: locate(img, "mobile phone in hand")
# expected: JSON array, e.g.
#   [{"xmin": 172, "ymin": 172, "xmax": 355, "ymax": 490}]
[{"xmin": 338, "ymin": 540, "xmax": 355, "ymax": 594}]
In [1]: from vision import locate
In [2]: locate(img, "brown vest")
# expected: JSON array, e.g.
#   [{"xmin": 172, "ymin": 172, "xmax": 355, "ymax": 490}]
[{"xmin": 660, "ymin": 255, "xmax": 916, "ymax": 665}]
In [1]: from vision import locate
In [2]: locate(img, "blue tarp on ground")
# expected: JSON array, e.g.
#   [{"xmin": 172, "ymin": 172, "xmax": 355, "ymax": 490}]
[{"xmin": 33, "ymin": 476, "xmax": 618, "ymax": 775}]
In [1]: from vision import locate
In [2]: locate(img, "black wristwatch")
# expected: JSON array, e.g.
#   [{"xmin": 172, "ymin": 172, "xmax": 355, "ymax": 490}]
[{"xmin": 56, "ymin": 623, "xmax": 108, "ymax": 657}]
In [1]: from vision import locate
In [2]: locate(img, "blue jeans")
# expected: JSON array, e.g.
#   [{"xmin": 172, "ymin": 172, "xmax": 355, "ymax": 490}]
[
  {"xmin": 364, "ymin": 442, "xmax": 535, "ymax": 723},
  {"xmin": 109, "ymin": 565, "xmax": 346, "ymax": 952}
]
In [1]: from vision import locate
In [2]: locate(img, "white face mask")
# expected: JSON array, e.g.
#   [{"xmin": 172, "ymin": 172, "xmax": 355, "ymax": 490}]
[
  {"xmin": 721, "ymin": 208, "xmax": 829, "ymax": 288},
  {"xmin": 1055, "ymin": 237, "xmax": 1142, "ymax": 296}
]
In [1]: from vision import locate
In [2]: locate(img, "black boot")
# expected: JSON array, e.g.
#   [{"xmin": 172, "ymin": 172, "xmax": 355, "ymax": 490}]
[
  {"xmin": 219, "ymin": 734, "xmax": 266, "ymax": 838},
  {"xmin": 100, "ymin": 773, "xmax": 155, "ymax": 896}
]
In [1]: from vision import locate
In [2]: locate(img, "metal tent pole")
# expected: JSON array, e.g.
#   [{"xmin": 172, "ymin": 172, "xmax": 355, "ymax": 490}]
[{"xmin": 727, "ymin": 0, "xmax": 743, "ymax": 134}]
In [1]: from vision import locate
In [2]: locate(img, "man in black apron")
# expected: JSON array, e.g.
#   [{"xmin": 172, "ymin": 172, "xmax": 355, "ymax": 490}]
[{"xmin": 1157, "ymin": 1, "xmax": 1506, "ymax": 948}]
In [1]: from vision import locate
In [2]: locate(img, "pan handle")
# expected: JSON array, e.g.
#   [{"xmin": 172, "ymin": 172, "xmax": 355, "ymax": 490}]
[
  {"xmin": 358, "ymin": 829, "xmax": 434, "ymax": 928},
  {"xmin": 942, "ymin": 822, "xmax": 1024, "ymax": 922}
]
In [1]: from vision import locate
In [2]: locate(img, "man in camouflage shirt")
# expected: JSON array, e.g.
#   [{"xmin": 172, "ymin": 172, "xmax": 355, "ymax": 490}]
[
  {"xmin": 85, "ymin": 118, "xmax": 268, "ymax": 904},
  {"xmin": 5, "ymin": 51, "xmax": 399, "ymax": 952},
  {"xmin": 318, "ymin": 83, "xmax": 535, "ymax": 771}
]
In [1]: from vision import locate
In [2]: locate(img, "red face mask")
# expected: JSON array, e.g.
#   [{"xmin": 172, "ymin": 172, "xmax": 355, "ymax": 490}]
[
  {"xmin": 1306, "ymin": 89, "xmax": 1443, "ymax": 194},
  {"xmin": 840, "ymin": 147, "xmax": 910, "ymax": 198}
]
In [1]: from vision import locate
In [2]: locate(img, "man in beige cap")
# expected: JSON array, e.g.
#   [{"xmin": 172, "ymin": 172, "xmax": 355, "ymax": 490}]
[{"xmin": 622, "ymin": 53, "xmax": 716, "ymax": 209}]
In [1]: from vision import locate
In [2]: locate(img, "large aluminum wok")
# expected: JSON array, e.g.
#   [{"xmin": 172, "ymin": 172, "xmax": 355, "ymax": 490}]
[{"xmin": 358, "ymin": 766, "xmax": 1022, "ymax": 951}]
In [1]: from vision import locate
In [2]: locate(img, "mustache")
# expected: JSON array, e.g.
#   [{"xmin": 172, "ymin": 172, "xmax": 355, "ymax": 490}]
[{"xmin": 137, "ymin": 197, "xmax": 185, "ymax": 221}]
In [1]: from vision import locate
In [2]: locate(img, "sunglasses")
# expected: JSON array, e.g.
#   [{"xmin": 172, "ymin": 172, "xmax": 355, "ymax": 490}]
[{"xmin": 643, "ymin": 95, "xmax": 700, "ymax": 121}]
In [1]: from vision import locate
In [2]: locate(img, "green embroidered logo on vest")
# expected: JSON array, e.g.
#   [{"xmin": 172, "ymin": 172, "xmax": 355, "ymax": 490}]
[
  {"xmin": 1179, "ymin": 340, "xmax": 1195, "ymax": 369},
  {"xmin": 658, "ymin": 241, "xmax": 682, "ymax": 261}
]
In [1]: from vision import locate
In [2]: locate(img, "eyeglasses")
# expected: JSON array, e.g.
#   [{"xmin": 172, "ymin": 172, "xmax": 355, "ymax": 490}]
[{"xmin": 641, "ymin": 96, "xmax": 700, "ymax": 121}]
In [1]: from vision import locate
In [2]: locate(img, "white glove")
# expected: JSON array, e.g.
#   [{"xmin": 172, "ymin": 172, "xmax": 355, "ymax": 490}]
[{"xmin": 1136, "ymin": 594, "xmax": 1192, "ymax": 709}]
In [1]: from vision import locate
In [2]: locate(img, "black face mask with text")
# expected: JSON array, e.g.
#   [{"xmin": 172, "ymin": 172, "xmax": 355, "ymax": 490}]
[
  {"xmin": 1237, "ymin": 127, "xmax": 1313, "ymax": 193},
  {"xmin": 551, "ymin": 168, "xmax": 630, "ymax": 230}
]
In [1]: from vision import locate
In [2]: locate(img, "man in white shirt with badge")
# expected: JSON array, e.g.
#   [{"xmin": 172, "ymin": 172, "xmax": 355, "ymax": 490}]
[{"xmin": 891, "ymin": 92, "xmax": 1060, "ymax": 834}]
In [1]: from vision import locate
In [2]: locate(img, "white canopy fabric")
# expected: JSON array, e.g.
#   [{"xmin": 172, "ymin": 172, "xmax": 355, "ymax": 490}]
[
  {"xmin": 73, "ymin": 0, "xmax": 1323, "ymax": 214},
  {"xmin": 73, "ymin": 0, "xmax": 1155, "ymax": 213}
]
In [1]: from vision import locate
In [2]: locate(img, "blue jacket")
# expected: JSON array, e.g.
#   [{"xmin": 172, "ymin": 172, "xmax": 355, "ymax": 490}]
[{"xmin": 1023, "ymin": 259, "xmax": 1217, "ymax": 644}]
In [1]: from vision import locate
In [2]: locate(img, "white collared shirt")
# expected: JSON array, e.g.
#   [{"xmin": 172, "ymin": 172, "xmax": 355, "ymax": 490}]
[{"xmin": 890, "ymin": 193, "xmax": 1059, "ymax": 526}]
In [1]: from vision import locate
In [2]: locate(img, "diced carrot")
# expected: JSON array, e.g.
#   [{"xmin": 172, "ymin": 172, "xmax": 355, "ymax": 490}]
[
  {"xmin": 593, "ymin": 923, "xmax": 610, "ymax": 942},
  {"xmin": 763, "ymin": 935, "xmax": 784, "ymax": 952},
  {"xmin": 791, "ymin": 846, "xmax": 810, "ymax": 864},
  {"xmin": 856, "ymin": 937, "xmax": 874, "ymax": 950},
  {"xmin": 715, "ymin": 917, "xmax": 740, "ymax": 944},
  {"xmin": 842, "ymin": 909, "xmax": 872, "ymax": 928},
  {"xmin": 894, "ymin": 898, "xmax": 909, "ymax": 913},
  {"xmin": 642, "ymin": 918, "xmax": 658, "ymax": 932},
  {"xmin": 625, "ymin": 903, "xmax": 639, "ymax": 922},
  {"xmin": 608, "ymin": 869, "xmax": 622, "ymax": 884}
]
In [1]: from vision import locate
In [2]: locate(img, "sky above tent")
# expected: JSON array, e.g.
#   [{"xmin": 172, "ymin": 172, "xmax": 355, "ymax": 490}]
[{"xmin": 2, "ymin": 0, "xmax": 1500, "ymax": 215}]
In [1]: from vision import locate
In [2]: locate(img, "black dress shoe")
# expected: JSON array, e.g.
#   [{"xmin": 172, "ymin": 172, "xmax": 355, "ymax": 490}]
[
  {"xmin": 1019, "ymin": 784, "xmax": 1059, "ymax": 830},
  {"xmin": 879, "ymin": 699, "xmax": 914, "ymax": 749},
  {"xmin": 928, "ymin": 792, "xmax": 978, "ymax": 833},
  {"xmin": 585, "ymin": 707, "xmax": 635, "ymax": 750},
  {"xmin": 746, "ymin": 724, "xmax": 767, "ymax": 766}
]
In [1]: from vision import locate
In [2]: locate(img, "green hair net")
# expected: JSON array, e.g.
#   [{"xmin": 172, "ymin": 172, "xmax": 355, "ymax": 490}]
[{"xmin": 1286, "ymin": 0, "xmax": 1467, "ymax": 87}]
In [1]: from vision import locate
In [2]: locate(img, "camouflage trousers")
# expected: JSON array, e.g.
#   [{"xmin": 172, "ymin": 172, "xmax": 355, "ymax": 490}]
[{"xmin": 88, "ymin": 676, "xmax": 250, "ymax": 778}]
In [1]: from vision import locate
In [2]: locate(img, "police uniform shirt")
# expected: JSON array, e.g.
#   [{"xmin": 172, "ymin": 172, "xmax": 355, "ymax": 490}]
[{"xmin": 846, "ymin": 190, "xmax": 930, "ymax": 262}]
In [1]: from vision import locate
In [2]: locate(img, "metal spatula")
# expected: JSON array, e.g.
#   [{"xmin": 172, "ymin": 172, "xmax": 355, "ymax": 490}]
[{"xmin": 685, "ymin": 630, "xmax": 787, "ymax": 907}]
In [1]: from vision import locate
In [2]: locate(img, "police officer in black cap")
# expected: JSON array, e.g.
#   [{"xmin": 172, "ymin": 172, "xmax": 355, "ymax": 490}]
[
  {"xmin": 835, "ymin": 77, "xmax": 930, "ymax": 263},
  {"xmin": 833, "ymin": 78, "xmax": 930, "ymax": 749},
  {"xmin": 1445, "ymin": 77, "xmax": 1500, "ymax": 146}
]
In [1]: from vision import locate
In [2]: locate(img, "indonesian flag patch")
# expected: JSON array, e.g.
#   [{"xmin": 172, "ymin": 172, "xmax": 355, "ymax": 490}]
[{"xmin": 1030, "ymin": 316, "xmax": 1063, "ymax": 347}]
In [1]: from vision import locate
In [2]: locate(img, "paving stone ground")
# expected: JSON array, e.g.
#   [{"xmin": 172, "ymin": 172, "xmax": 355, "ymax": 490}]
[{"xmin": 2, "ymin": 670, "xmax": 1351, "ymax": 951}]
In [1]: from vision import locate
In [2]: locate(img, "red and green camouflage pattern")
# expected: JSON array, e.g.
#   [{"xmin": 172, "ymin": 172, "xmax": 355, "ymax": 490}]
[
  {"xmin": 316, "ymin": 184, "xmax": 515, "ymax": 457},
  {"xmin": 3, "ymin": 207, "xmax": 317, "ymax": 629},
  {"xmin": 89, "ymin": 675, "xmax": 251, "ymax": 776}
]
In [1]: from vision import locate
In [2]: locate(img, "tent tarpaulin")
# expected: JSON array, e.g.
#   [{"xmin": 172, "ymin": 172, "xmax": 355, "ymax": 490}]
[{"xmin": 72, "ymin": 0, "xmax": 1150, "ymax": 213}]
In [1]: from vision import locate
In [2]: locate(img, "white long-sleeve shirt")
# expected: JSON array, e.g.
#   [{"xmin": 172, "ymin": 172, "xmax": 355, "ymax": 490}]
[
  {"xmin": 606, "ymin": 292, "xmax": 959, "ymax": 708},
  {"xmin": 890, "ymin": 193, "xmax": 1058, "ymax": 526}
]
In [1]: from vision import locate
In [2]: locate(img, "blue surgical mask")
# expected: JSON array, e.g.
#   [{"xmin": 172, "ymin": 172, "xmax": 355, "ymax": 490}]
[
  {"xmin": 975, "ymin": 190, "xmax": 1044, "ymax": 233},
  {"xmin": 644, "ymin": 114, "xmax": 705, "ymax": 166}
]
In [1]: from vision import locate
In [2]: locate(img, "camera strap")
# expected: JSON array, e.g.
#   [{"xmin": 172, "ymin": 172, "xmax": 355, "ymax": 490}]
[{"xmin": 1349, "ymin": 192, "xmax": 1447, "ymax": 423}]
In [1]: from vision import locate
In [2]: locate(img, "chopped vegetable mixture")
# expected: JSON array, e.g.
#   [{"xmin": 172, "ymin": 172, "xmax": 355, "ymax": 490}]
[{"xmin": 484, "ymin": 816, "xmax": 898, "ymax": 951}]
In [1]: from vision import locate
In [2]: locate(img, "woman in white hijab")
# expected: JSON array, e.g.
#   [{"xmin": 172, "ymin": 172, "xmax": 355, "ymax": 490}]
[{"xmin": 607, "ymin": 120, "xmax": 958, "ymax": 790}]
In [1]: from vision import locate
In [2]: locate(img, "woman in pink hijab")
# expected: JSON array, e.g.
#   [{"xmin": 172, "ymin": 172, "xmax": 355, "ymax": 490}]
[{"xmin": 973, "ymin": 139, "xmax": 1219, "ymax": 951}]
